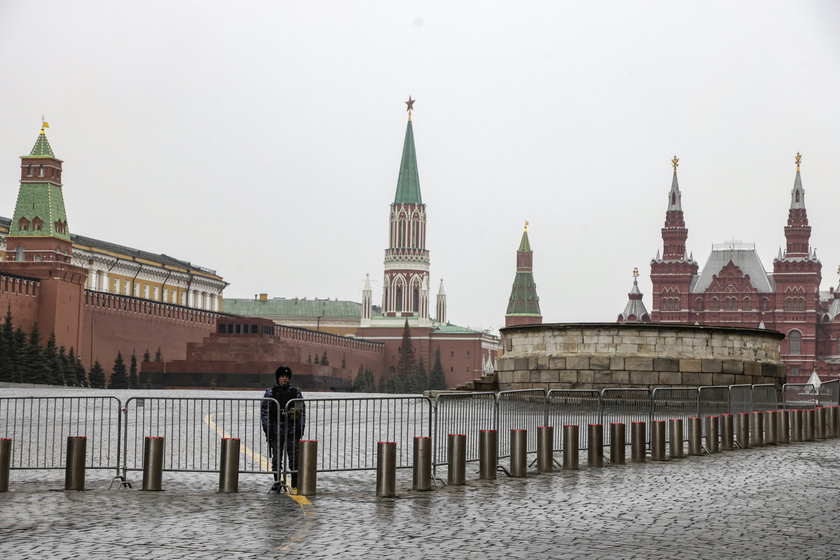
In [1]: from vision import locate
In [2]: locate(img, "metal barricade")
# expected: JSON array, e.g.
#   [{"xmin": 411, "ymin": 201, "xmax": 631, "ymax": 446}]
[
  {"xmin": 546, "ymin": 390, "xmax": 600, "ymax": 451},
  {"xmin": 122, "ymin": 397, "xmax": 274, "ymax": 484},
  {"xmin": 601, "ymin": 389, "xmax": 652, "ymax": 443},
  {"xmin": 0, "ymin": 396, "xmax": 122, "ymax": 479},
  {"xmin": 652, "ymin": 388, "xmax": 698, "ymax": 445},
  {"xmin": 729, "ymin": 384, "xmax": 753, "ymax": 414},
  {"xmin": 301, "ymin": 396, "xmax": 432, "ymax": 473},
  {"xmin": 496, "ymin": 389, "xmax": 546, "ymax": 459},
  {"xmin": 698, "ymin": 386, "xmax": 730, "ymax": 418},
  {"xmin": 752, "ymin": 384, "xmax": 778, "ymax": 412},
  {"xmin": 783, "ymin": 383, "xmax": 817, "ymax": 410},
  {"xmin": 818, "ymin": 380, "xmax": 840, "ymax": 407},
  {"xmin": 433, "ymin": 392, "xmax": 496, "ymax": 467}
]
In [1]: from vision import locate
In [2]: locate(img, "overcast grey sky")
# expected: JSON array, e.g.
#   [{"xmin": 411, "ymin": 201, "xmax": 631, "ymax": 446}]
[{"xmin": 2, "ymin": 1, "xmax": 840, "ymax": 334}]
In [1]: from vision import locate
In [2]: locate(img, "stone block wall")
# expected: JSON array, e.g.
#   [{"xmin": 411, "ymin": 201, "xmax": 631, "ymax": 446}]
[{"xmin": 498, "ymin": 323, "xmax": 786, "ymax": 392}]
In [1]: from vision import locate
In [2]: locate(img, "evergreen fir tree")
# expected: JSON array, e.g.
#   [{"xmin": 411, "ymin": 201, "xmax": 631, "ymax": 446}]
[
  {"xmin": 44, "ymin": 332, "xmax": 63, "ymax": 385},
  {"xmin": 364, "ymin": 368, "xmax": 376, "ymax": 392},
  {"xmin": 413, "ymin": 357, "xmax": 428, "ymax": 393},
  {"xmin": 64, "ymin": 347, "xmax": 79, "ymax": 386},
  {"xmin": 396, "ymin": 320, "xmax": 417, "ymax": 393},
  {"xmin": 314, "ymin": 353, "xmax": 320, "ymax": 365},
  {"xmin": 341, "ymin": 354, "xmax": 346, "ymax": 369},
  {"xmin": 143, "ymin": 349, "xmax": 151, "ymax": 362},
  {"xmin": 25, "ymin": 323, "xmax": 50, "ymax": 385},
  {"xmin": 109, "ymin": 352, "xmax": 129, "ymax": 389},
  {"xmin": 429, "ymin": 347, "xmax": 448, "ymax": 390},
  {"xmin": 353, "ymin": 364, "xmax": 365, "ymax": 391},
  {"xmin": 88, "ymin": 360, "xmax": 106, "ymax": 388},
  {"xmin": 321, "ymin": 351, "xmax": 329, "ymax": 366},
  {"xmin": 307, "ymin": 354, "xmax": 312, "ymax": 364},
  {"xmin": 0, "ymin": 306, "xmax": 13, "ymax": 382},
  {"xmin": 129, "ymin": 351, "xmax": 139, "ymax": 389},
  {"xmin": 377, "ymin": 372, "xmax": 387, "ymax": 393},
  {"xmin": 154, "ymin": 347, "xmax": 163, "ymax": 362},
  {"xmin": 70, "ymin": 348, "xmax": 86, "ymax": 387},
  {"xmin": 12, "ymin": 327, "xmax": 27, "ymax": 383}
]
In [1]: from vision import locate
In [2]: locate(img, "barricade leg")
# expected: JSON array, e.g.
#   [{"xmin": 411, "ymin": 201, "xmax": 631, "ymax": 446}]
[
  {"xmin": 764, "ymin": 411, "xmax": 777, "ymax": 445},
  {"xmin": 479, "ymin": 430, "xmax": 498, "ymax": 480},
  {"xmin": 447, "ymin": 434, "xmax": 466, "ymax": 486},
  {"xmin": 219, "ymin": 438, "xmax": 240, "ymax": 493},
  {"xmin": 777, "ymin": 410, "xmax": 791, "ymax": 444},
  {"xmin": 510, "ymin": 430, "xmax": 527, "ymax": 477},
  {"xmin": 651, "ymin": 421, "xmax": 666, "ymax": 461},
  {"xmin": 562, "ymin": 425, "xmax": 579, "ymax": 470},
  {"xmin": 631, "ymin": 422, "xmax": 646, "ymax": 463},
  {"xmin": 376, "ymin": 442, "xmax": 397, "ymax": 497},
  {"xmin": 804, "ymin": 410, "xmax": 815, "ymax": 441},
  {"xmin": 687, "ymin": 418, "xmax": 702, "ymax": 456},
  {"xmin": 791, "ymin": 410, "xmax": 803, "ymax": 442},
  {"xmin": 720, "ymin": 414, "xmax": 734, "ymax": 451},
  {"xmin": 142, "ymin": 437, "xmax": 164, "ymax": 491},
  {"xmin": 299, "ymin": 440, "xmax": 318, "ymax": 496},
  {"xmin": 587, "ymin": 424, "xmax": 603, "ymax": 467},
  {"xmin": 610, "ymin": 423, "xmax": 626, "ymax": 465},
  {"xmin": 0, "ymin": 439, "xmax": 11, "ymax": 492},
  {"xmin": 736, "ymin": 413, "xmax": 750, "ymax": 449},
  {"xmin": 750, "ymin": 412, "xmax": 764, "ymax": 447},
  {"xmin": 65, "ymin": 437, "xmax": 87, "ymax": 491},
  {"xmin": 668, "ymin": 419, "xmax": 684, "ymax": 458},
  {"xmin": 704, "ymin": 416, "xmax": 720, "ymax": 453},
  {"xmin": 537, "ymin": 426, "xmax": 554, "ymax": 473}
]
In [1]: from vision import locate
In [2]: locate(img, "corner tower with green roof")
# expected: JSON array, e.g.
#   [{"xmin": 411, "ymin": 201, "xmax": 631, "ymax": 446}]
[
  {"xmin": 6, "ymin": 123, "xmax": 73, "ymax": 263},
  {"xmin": 381, "ymin": 97, "xmax": 431, "ymax": 325},
  {"xmin": 505, "ymin": 222, "xmax": 542, "ymax": 327}
]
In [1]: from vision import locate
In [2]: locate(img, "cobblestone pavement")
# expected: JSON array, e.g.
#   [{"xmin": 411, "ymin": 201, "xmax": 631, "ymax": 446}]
[{"xmin": 2, "ymin": 439, "xmax": 840, "ymax": 560}]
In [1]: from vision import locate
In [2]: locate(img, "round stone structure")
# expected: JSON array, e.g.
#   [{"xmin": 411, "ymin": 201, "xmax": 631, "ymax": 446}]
[{"xmin": 498, "ymin": 323, "xmax": 786, "ymax": 392}]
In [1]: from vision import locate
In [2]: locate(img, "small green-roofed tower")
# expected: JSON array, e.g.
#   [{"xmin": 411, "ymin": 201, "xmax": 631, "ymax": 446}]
[
  {"xmin": 505, "ymin": 222, "xmax": 542, "ymax": 327},
  {"xmin": 7, "ymin": 121, "xmax": 73, "ymax": 262}
]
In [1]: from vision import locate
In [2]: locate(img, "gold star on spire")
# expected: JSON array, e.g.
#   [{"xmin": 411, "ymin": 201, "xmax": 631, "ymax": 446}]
[
  {"xmin": 671, "ymin": 155, "xmax": 679, "ymax": 174},
  {"xmin": 405, "ymin": 96, "xmax": 415, "ymax": 121},
  {"xmin": 524, "ymin": 220, "xmax": 529, "ymax": 232},
  {"xmin": 796, "ymin": 152, "xmax": 802, "ymax": 172}
]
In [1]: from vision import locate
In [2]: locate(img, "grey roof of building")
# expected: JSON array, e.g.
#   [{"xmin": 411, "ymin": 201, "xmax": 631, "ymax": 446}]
[
  {"xmin": 223, "ymin": 298, "xmax": 363, "ymax": 318},
  {"xmin": 691, "ymin": 246, "xmax": 775, "ymax": 293}
]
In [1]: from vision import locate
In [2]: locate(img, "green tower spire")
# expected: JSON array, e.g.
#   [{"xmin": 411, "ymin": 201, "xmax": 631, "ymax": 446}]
[
  {"xmin": 393, "ymin": 97, "xmax": 422, "ymax": 205},
  {"xmin": 505, "ymin": 223, "xmax": 542, "ymax": 321}
]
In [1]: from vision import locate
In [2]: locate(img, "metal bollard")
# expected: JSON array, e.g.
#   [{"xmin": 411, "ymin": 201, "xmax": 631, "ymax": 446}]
[
  {"xmin": 736, "ymin": 413, "xmax": 750, "ymax": 449},
  {"xmin": 588, "ymin": 424, "xmax": 604, "ymax": 467},
  {"xmin": 510, "ymin": 429, "xmax": 528, "ymax": 477},
  {"xmin": 631, "ymin": 422, "xmax": 646, "ymax": 462},
  {"xmin": 790, "ymin": 410, "xmax": 803, "ymax": 442},
  {"xmin": 0, "ymin": 439, "xmax": 11, "ymax": 492},
  {"xmin": 65, "ymin": 436, "xmax": 87, "ymax": 491},
  {"xmin": 142, "ymin": 437, "xmax": 164, "ymax": 491},
  {"xmin": 668, "ymin": 419, "xmax": 684, "ymax": 458},
  {"xmin": 218, "ymin": 438, "xmax": 240, "ymax": 493},
  {"xmin": 704, "ymin": 416, "xmax": 720, "ymax": 453},
  {"xmin": 478, "ymin": 430, "xmax": 498, "ymax": 480},
  {"xmin": 562, "ymin": 425, "xmax": 579, "ymax": 470},
  {"xmin": 777, "ymin": 410, "xmax": 790, "ymax": 444},
  {"xmin": 299, "ymin": 440, "xmax": 318, "ymax": 496},
  {"xmin": 803, "ymin": 409, "xmax": 813, "ymax": 441},
  {"xmin": 750, "ymin": 412, "xmax": 764, "ymax": 447},
  {"xmin": 376, "ymin": 441, "xmax": 397, "ymax": 497},
  {"xmin": 412, "ymin": 437, "xmax": 432, "ymax": 491},
  {"xmin": 610, "ymin": 423, "xmax": 626, "ymax": 465},
  {"xmin": 764, "ymin": 411, "xmax": 777, "ymax": 445},
  {"xmin": 536, "ymin": 426, "xmax": 554, "ymax": 473},
  {"xmin": 447, "ymin": 434, "xmax": 466, "ymax": 486},
  {"xmin": 815, "ymin": 408, "xmax": 826, "ymax": 440},
  {"xmin": 687, "ymin": 417, "xmax": 702, "ymax": 456},
  {"xmin": 720, "ymin": 414, "xmax": 734, "ymax": 451},
  {"xmin": 651, "ymin": 421, "xmax": 666, "ymax": 461},
  {"xmin": 829, "ymin": 407, "xmax": 839, "ymax": 438}
]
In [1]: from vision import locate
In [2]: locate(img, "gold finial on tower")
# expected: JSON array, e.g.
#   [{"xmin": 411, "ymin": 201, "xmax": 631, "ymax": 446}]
[
  {"xmin": 671, "ymin": 155, "xmax": 679, "ymax": 174},
  {"xmin": 40, "ymin": 115, "xmax": 50, "ymax": 134},
  {"xmin": 405, "ymin": 96, "xmax": 415, "ymax": 121},
  {"xmin": 795, "ymin": 152, "xmax": 802, "ymax": 172},
  {"xmin": 633, "ymin": 267, "xmax": 639, "ymax": 279},
  {"xmin": 524, "ymin": 220, "xmax": 529, "ymax": 232}
]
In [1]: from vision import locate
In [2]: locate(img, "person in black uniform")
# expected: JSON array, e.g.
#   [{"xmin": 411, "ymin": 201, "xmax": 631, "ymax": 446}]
[{"xmin": 261, "ymin": 366, "xmax": 305, "ymax": 488}]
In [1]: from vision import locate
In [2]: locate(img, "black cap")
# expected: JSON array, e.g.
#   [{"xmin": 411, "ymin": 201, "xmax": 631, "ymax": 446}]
[{"xmin": 275, "ymin": 366, "xmax": 293, "ymax": 380}]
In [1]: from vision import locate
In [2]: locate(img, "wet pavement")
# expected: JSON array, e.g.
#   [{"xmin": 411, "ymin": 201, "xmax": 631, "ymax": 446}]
[{"xmin": 2, "ymin": 438, "xmax": 839, "ymax": 559}]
